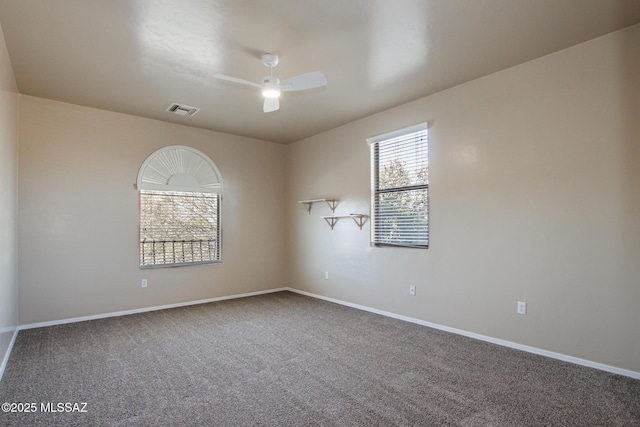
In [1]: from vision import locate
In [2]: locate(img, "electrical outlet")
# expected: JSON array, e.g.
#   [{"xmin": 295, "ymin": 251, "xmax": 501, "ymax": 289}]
[
  {"xmin": 517, "ymin": 301, "xmax": 526, "ymax": 315},
  {"xmin": 141, "ymin": 279, "xmax": 148, "ymax": 288},
  {"xmin": 324, "ymin": 272, "xmax": 329, "ymax": 280},
  {"xmin": 409, "ymin": 285, "xmax": 416, "ymax": 296}
]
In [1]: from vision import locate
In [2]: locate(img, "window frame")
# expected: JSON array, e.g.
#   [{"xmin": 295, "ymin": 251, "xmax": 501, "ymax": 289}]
[
  {"xmin": 368, "ymin": 123, "xmax": 429, "ymax": 249},
  {"xmin": 139, "ymin": 190, "xmax": 221, "ymax": 268},
  {"xmin": 136, "ymin": 145, "xmax": 223, "ymax": 268}
]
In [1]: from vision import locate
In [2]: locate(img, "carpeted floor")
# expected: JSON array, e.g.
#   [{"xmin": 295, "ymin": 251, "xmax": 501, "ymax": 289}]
[{"xmin": 1, "ymin": 291, "xmax": 639, "ymax": 426}]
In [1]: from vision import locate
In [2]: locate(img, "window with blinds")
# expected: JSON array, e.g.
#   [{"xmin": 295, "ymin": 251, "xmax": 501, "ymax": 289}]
[
  {"xmin": 139, "ymin": 190, "xmax": 221, "ymax": 267},
  {"xmin": 369, "ymin": 124, "xmax": 429, "ymax": 248}
]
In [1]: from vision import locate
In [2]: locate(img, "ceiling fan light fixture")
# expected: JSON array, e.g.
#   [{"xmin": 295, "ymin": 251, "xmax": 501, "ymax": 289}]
[
  {"xmin": 262, "ymin": 87, "xmax": 281, "ymax": 98},
  {"xmin": 262, "ymin": 75, "xmax": 281, "ymax": 98}
]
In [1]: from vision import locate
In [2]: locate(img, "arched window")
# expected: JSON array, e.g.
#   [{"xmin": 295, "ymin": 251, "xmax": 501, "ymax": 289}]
[{"xmin": 137, "ymin": 146, "xmax": 223, "ymax": 267}]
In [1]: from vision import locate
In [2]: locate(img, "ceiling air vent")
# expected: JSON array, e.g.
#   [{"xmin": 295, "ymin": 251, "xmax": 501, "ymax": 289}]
[{"xmin": 167, "ymin": 103, "xmax": 200, "ymax": 117}]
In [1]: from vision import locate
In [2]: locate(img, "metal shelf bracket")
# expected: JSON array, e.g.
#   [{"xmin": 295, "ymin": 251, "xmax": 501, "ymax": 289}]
[
  {"xmin": 298, "ymin": 198, "xmax": 338, "ymax": 214},
  {"xmin": 320, "ymin": 214, "xmax": 367, "ymax": 230}
]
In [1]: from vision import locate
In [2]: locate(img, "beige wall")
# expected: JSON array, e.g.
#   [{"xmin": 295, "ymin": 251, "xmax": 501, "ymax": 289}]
[
  {"xmin": 0, "ymin": 23, "xmax": 19, "ymax": 367},
  {"xmin": 18, "ymin": 97, "xmax": 286, "ymax": 324},
  {"xmin": 286, "ymin": 24, "xmax": 640, "ymax": 372}
]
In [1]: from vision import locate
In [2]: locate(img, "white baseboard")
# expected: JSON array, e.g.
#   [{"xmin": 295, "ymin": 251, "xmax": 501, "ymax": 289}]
[
  {"xmin": 18, "ymin": 287, "xmax": 289, "ymax": 331},
  {"xmin": 285, "ymin": 287, "xmax": 640, "ymax": 380},
  {"xmin": 0, "ymin": 327, "xmax": 19, "ymax": 382}
]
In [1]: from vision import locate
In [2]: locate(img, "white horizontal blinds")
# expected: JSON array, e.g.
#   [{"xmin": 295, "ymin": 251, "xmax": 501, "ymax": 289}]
[
  {"xmin": 372, "ymin": 127, "xmax": 428, "ymax": 248},
  {"xmin": 140, "ymin": 190, "xmax": 220, "ymax": 266}
]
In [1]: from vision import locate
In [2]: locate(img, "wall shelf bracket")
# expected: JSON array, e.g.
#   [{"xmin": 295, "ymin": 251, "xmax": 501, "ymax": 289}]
[
  {"xmin": 322, "ymin": 216, "xmax": 340, "ymax": 229},
  {"xmin": 321, "ymin": 214, "xmax": 368, "ymax": 230},
  {"xmin": 350, "ymin": 214, "xmax": 367, "ymax": 230},
  {"xmin": 298, "ymin": 198, "xmax": 338, "ymax": 214}
]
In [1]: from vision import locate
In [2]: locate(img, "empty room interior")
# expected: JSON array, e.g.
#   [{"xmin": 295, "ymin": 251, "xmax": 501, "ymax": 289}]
[{"xmin": 1, "ymin": 0, "xmax": 640, "ymax": 425}]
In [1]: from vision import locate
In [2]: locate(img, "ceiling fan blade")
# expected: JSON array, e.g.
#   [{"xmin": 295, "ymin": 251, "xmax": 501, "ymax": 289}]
[
  {"xmin": 280, "ymin": 71, "xmax": 327, "ymax": 92},
  {"xmin": 214, "ymin": 74, "xmax": 262, "ymax": 90},
  {"xmin": 263, "ymin": 97, "xmax": 279, "ymax": 113}
]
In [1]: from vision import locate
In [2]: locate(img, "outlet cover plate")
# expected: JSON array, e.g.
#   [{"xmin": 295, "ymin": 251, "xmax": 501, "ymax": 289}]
[{"xmin": 517, "ymin": 301, "xmax": 526, "ymax": 315}]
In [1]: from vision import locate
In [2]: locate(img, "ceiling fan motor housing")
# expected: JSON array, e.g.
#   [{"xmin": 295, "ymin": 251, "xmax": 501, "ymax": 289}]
[{"xmin": 262, "ymin": 75, "xmax": 281, "ymax": 98}]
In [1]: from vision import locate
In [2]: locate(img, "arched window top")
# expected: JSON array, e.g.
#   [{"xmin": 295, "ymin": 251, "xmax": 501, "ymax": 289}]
[{"xmin": 137, "ymin": 145, "xmax": 223, "ymax": 194}]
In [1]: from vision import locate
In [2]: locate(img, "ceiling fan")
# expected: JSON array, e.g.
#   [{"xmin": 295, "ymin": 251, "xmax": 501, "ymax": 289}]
[{"xmin": 214, "ymin": 54, "xmax": 327, "ymax": 113}]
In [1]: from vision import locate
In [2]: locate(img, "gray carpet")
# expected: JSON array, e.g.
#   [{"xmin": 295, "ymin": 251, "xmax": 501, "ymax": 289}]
[{"xmin": 0, "ymin": 291, "xmax": 638, "ymax": 426}]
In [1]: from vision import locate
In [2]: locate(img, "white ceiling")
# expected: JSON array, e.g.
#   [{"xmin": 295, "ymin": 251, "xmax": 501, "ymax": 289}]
[{"xmin": 1, "ymin": 0, "xmax": 640, "ymax": 143}]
